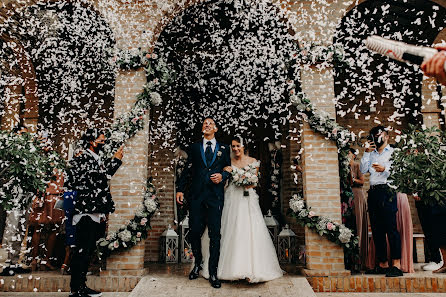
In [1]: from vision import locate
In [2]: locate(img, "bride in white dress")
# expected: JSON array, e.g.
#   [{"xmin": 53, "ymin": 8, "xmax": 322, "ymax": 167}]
[{"xmin": 200, "ymin": 137, "xmax": 283, "ymax": 283}]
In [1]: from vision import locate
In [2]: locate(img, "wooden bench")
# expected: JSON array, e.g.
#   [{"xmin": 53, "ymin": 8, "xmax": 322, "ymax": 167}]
[
  {"xmin": 367, "ymin": 232, "xmax": 426, "ymax": 263},
  {"xmin": 413, "ymin": 233, "xmax": 426, "ymax": 263}
]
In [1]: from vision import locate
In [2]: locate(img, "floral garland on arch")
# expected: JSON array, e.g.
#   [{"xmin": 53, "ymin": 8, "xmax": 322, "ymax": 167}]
[
  {"xmin": 286, "ymin": 54, "xmax": 359, "ymax": 256},
  {"xmin": 102, "ymin": 52, "xmax": 175, "ymax": 158},
  {"xmin": 94, "ymin": 52, "xmax": 173, "ymax": 259},
  {"xmin": 296, "ymin": 43, "xmax": 348, "ymax": 69},
  {"xmin": 98, "ymin": 48, "xmax": 358, "ymax": 259},
  {"xmin": 289, "ymin": 194, "xmax": 359, "ymax": 258},
  {"xmin": 97, "ymin": 178, "xmax": 159, "ymax": 259}
]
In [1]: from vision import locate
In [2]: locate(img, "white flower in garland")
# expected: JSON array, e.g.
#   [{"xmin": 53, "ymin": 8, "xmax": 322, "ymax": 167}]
[
  {"xmin": 135, "ymin": 205, "xmax": 146, "ymax": 218},
  {"xmin": 338, "ymin": 227, "xmax": 353, "ymax": 244},
  {"xmin": 144, "ymin": 197, "xmax": 158, "ymax": 213},
  {"xmin": 118, "ymin": 229, "xmax": 132, "ymax": 242},
  {"xmin": 317, "ymin": 217, "xmax": 329, "ymax": 231},
  {"xmin": 106, "ymin": 232, "xmax": 116, "ymax": 241},
  {"xmin": 289, "ymin": 195, "xmax": 305, "ymax": 212},
  {"xmin": 129, "ymin": 222, "xmax": 138, "ymax": 230},
  {"xmin": 108, "ymin": 242, "xmax": 115, "ymax": 250},
  {"xmin": 150, "ymin": 92, "xmax": 162, "ymax": 106},
  {"xmin": 298, "ymin": 209, "xmax": 308, "ymax": 218}
]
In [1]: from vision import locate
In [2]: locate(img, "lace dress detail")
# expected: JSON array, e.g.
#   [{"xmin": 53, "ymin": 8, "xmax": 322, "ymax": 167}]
[{"xmin": 199, "ymin": 160, "xmax": 283, "ymax": 283}]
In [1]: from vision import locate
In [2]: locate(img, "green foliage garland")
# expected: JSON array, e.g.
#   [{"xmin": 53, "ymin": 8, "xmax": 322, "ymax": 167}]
[{"xmin": 0, "ymin": 132, "xmax": 66, "ymax": 210}]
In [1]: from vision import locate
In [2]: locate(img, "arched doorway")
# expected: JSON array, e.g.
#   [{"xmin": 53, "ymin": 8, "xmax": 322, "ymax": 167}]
[
  {"xmin": 0, "ymin": 0, "xmax": 116, "ymax": 263},
  {"xmin": 334, "ymin": 0, "xmax": 446, "ymax": 138},
  {"xmin": 0, "ymin": 1, "xmax": 116, "ymax": 156},
  {"xmin": 144, "ymin": 0, "xmax": 303, "ymax": 262}
]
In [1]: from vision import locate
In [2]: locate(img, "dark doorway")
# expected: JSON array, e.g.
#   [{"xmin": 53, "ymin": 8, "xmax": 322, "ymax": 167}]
[
  {"xmin": 334, "ymin": 0, "xmax": 446, "ymax": 137},
  {"xmin": 152, "ymin": 0, "xmax": 299, "ymax": 218}
]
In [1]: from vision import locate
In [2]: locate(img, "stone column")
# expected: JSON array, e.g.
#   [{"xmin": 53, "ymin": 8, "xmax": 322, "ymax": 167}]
[
  {"xmin": 102, "ymin": 69, "xmax": 149, "ymax": 277},
  {"xmin": 300, "ymin": 66, "xmax": 349, "ymax": 276}
]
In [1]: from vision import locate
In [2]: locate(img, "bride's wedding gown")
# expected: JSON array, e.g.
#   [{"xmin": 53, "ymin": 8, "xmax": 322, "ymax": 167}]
[{"xmin": 200, "ymin": 161, "xmax": 283, "ymax": 283}]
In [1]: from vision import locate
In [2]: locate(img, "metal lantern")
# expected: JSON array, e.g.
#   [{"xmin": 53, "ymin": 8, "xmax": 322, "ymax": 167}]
[
  {"xmin": 179, "ymin": 214, "xmax": 194, "ymax": 263},
  {"xmin": 278, "ymin": 224, "xmax": 297, "ymax": 263},
  {"xmin": 263, "ymin": 209, "xmax": 279, "ymax": 246},
  {"xmin": 160, "ymin": 224, "xmax": 179, "ymax": 263}
]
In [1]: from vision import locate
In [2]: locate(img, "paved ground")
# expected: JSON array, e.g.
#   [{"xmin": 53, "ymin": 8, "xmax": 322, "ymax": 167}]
[
  {"xmin": 3, "ymin": 292, "xmax": 446, "ymax": 297},
  {"xmin": 313, "ymin": 287, "xmax": 446, "ymax": 295},
  {"xmin": 0, "ymin": 292, "xmax": 129, "ymax": 297},
  {"xmin": 111, "ymin": 263, "xmax": 315, "ymax": 297},
  {"xmin": 2, "ymin": 263, "xmax": 446, "ymax": 296}
]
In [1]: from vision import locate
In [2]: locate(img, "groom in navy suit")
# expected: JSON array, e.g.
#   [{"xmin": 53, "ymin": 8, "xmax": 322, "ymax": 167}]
[{"xmin": 176, "ymin": 117, "xmax": 231, "ymax": 289}]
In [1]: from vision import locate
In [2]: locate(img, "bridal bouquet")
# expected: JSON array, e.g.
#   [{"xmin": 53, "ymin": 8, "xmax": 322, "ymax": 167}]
[{"xmin": 231, "ymin": 165, "xmax": 259, "ymax": 196}]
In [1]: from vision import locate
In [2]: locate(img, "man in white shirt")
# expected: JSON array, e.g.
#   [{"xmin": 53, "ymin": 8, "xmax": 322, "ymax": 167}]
[{"xmin": 360, "ymin": 125, "xmax": 402, "ymax": 277}]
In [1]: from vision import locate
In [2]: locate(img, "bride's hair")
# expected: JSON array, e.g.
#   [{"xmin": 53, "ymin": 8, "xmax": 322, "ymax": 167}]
[{"xmin": 231, "ymin": 136, "xmax": 249, "ymax": 156}]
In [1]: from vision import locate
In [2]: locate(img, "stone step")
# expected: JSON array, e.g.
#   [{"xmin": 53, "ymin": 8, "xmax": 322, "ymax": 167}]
[
  {"xmin": 129, "ymin": 274, "xmax": 317, "ymax": 297},
  {"xmin": 307, "ymin": 274, "xmax": 446, "ymax": 293},
  {"xmin": 0, "ymin": 272, "xmax": 140, "ymax": 292}
]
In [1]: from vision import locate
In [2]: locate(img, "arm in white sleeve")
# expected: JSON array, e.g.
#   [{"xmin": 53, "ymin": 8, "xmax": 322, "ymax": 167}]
[
  {"xmin": 382, "ymin": 154, "xmax": 392, "ymax": 179},
  {"xmin": 360, "ymin": 152, "xmax": 371, "ymax": 174}
]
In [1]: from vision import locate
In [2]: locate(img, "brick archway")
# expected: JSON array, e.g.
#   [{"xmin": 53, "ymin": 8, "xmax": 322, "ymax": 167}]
[
  {"xmin": 0, "ymin": 0, "xmax": 116, "ymax": 155},
  {"xmin": 0, "ymin": 35, "xmax": 38, "ymax": 131},
  {"xmin": 334, "ymin": 0, "xmax": 446, "ymax": 137}
]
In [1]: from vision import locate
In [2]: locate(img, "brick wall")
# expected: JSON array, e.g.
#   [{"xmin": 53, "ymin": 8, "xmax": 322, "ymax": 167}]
[
  {"xmin": 282, "ymin": 115, "xmax": 305, "ymax": 245},
  {"xmin": 106, "ymin": 69, "xmax": 149, "ymax": 276},
  {"xmin": 144, "ymin": 107, "xmax": 176, "ymax": 263},
  {"xmin": 300, "ymin": 66, "xmax": 346, "ymax": 274},
  {"xmin": 5, "ymin": 0, "xmax": 445, "ymax": 276}
]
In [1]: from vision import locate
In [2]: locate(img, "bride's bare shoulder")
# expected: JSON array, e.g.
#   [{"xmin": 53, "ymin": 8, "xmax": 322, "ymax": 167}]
[{"xmin": 248, "ymin": 157, "xmax": 258, "ymax": 164}]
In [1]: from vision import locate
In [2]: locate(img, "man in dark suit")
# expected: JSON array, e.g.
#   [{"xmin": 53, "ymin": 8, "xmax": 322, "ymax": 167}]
[
  {"xmin": 65, "ymin": 128, "xmax": 123, "ymax": 297},
  {"xmin": 176, "ymin": 117, "xmax": 231, "ymax": 289}
]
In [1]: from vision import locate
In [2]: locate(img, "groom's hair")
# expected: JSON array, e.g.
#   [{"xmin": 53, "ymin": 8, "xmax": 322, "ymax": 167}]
[{"xmin": 202, "ymin": 116, "xmax": 217, "ymax": 127}]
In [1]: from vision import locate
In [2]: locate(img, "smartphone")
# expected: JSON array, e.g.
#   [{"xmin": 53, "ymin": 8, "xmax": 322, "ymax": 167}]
[{"xmin": 367, "ymin": 134, "xmax": 376, "ymax": 147}]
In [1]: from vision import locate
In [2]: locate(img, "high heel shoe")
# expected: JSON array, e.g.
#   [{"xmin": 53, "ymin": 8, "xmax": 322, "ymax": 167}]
[
  {"xmin": 30, "ymin": 260, "xmax": 38, "ymax": 272},
  {"xmin": 40, "ymin": 260, "xmax": 57, "ymax": 271}
]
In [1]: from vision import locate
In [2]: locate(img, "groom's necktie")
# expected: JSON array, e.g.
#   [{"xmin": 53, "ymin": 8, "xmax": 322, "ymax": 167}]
[{"xmin": 205, "ymin": 141, "xmax": 213, "ymax": 166}]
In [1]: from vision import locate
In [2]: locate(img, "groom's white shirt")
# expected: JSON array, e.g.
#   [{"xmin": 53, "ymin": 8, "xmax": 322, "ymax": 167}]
[{"xmin": 203, "ymin": 137, "xmax": 216, "ymax": 153}]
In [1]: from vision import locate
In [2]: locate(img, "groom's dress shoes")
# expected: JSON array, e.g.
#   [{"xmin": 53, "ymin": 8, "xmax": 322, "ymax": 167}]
[
  {"xmin": 189, "ymin": 265, "xmax": 202, "ymax": 280},
  {"xmin": 209, "ymin": 275, "xmax": 221, "ymax": 289}
]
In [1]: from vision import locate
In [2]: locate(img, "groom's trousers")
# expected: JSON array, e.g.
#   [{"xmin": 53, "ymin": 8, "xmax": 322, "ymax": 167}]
[{"xmin": 189, "ymin": 198, "xmax": 223, "ymax": 276}]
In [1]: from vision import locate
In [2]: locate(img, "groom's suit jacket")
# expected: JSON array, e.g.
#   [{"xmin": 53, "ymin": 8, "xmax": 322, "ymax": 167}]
[{"xmin": 176, "ymin": 140, "xmax": 231, "ymax": 202}]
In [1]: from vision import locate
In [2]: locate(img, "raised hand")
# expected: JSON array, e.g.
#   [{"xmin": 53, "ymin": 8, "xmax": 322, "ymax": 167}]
[
  {"xmin": 223, "ymin": 166, "xmax": 232, "ymax": 173},
  {"xmin": 176, "ymin": 192, "xmax": 184, "ymax": 205},
  {"xmin": 421, "ymin": 45, "xmax": 446, "ymax": 86},
  {"xmin": 114, "ymin": 146, "xmax": 124, "ymax": 160}
]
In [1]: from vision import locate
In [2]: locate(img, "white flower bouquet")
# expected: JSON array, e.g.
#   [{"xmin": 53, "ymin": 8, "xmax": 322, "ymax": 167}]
[{"xmin": 231, "ymin": 165, "xmax": 259, "ymax": 196}]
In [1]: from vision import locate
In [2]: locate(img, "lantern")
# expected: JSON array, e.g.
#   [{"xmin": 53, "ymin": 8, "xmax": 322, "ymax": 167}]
[
  {"xmin": 277, "ymin": 224, "xmax": 297, "ymax": 263},
  {"xmin": 160, "ymin": 224, "xmax": 179, "ymax": 263},
  {"xmin": 263, "ymin": 209, "xmax": 279, "ymax": 246},
  {"xmin": 179, "ymin": 214, "xmax": 194, "ymax": 263}
]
